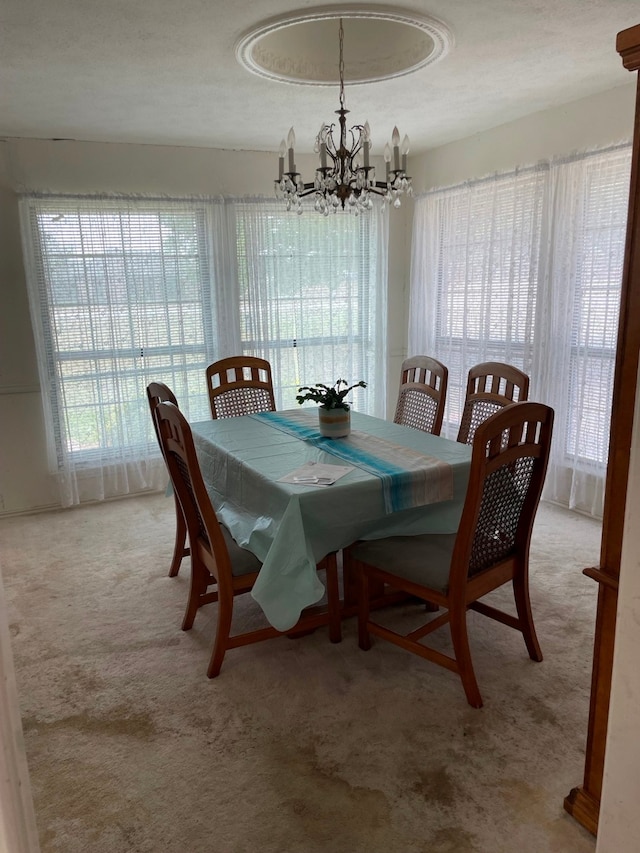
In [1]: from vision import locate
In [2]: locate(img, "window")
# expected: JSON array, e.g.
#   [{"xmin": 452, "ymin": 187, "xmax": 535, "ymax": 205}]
[
  {"xmin": 235, "ymin": 201, "xmax": 385, "ymax": 414},
  {"xmin": 409, "ymin": 145, "xmax": 632, "ymax": 516},
  {"xmin": 20, "ymin": 195, "xmax": 387, "ymax": 505},
  {"xmin": 565, "ymin": 150, "xmax": 630, "ymax": 465},
  {"xmin": 428, "ymin": 169, "xmax": 546, "ymax": 431},
  {"xmin": 22, "ymin": 198, "xmax": 215, "ymax": 468}
]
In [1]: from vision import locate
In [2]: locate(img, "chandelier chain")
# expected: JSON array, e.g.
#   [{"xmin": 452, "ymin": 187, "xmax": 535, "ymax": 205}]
[{"xmin": 339, "ymin": 18, "xmax": 345, "ymax": 111}]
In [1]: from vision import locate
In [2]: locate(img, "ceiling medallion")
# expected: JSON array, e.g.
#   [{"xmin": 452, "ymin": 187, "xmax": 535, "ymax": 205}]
[{"xmin": 235, "ymin": 5, "xmax": 453, "ymax": 86}]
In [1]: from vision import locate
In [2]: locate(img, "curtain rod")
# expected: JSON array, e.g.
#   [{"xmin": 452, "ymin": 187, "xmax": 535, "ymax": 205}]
[{"xmin": 416, "ymin": 140, "xmax": 632, "ymax": 199}]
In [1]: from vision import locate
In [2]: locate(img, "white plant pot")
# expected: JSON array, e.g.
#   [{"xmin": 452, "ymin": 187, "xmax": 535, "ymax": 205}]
[{"xmin": 318, "ymin": 407, "xmax": 351, "ymax": 439}]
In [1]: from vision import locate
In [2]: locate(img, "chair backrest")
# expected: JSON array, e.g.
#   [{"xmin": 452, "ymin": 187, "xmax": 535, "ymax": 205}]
[
  {"xmin": 146, "ymin": 381, "xmax": 179, "ymax": 456},
  {"xmin": 393, "ymin": 356, "xmax": 448, "ymax": 435},
  {"xmin": 456, "ymin": 362, "xmax": 530, "ymax": 445},
  {"xmin": 451, "ymin": 401, "xmax": 553, "ymax": 585},
  {"xmin": 206, "ymin": 356, "xmax": 276, "ymax": 420},
  {"xmin": 154, "ymin": 401, "xmax": 232, "ymax": 582}
]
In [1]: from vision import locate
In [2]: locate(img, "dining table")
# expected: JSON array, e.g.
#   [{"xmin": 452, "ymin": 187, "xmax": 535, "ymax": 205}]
[{"xmin": 191, "ymin": 408, "xmax": 472, "ymax": 632}]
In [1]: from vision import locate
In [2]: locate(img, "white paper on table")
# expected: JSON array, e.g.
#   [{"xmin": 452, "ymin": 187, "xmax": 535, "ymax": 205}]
[{"xmin": 278, "ymin": 461, "xmax": 354, "ymax": 487}]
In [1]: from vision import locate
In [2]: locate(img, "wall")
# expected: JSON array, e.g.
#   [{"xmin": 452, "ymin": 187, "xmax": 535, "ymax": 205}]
[
  {"xmin": 0, "ymin": 81, "xmax": 636, "ymax": 515},
  {"xmin": 596, "ymin": 364, "xmax": 640, "ymax": 851},
  {"xmin": 0, "ymin": 69, "xmax": 638, "ymax": 853},
  {"xmin": 0, "ymin": 140, "xmax": 411, "ymax": 513},
  {"xmin": 407, "ymin": 80, "xmax": 640, "ymax": 852},
  {"xmin": 411, "ymin": 83, "xmax": 636, "ymax": 191}
]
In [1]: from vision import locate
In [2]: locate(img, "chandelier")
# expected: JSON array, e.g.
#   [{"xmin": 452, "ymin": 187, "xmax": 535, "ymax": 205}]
[{"xmin": 275, "ymin": 18, "xmax": 412, "ymax": 215}]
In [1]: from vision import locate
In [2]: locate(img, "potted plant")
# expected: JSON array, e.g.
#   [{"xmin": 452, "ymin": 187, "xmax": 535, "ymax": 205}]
[{"xmin": 296, "ymin": 379, "xmax": 367, "ymax": 438}]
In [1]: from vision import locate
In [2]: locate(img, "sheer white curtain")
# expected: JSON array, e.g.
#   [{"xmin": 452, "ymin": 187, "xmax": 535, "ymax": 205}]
[
  {"xmin": 409, "ymin": 145, "xmax": 631, "ymax": 517},
  {"xmin": 536, "ymin": 148, "xmax": 632, "ymax": 514},
  {"xmin": 233, "ymin": 199, "xmax": 388, "ymax": 415},
  {"xmin": 19, "ymin": 195, "xmax": 233, "ymax": 507},
  {"xmin": 20, "ymin": 194, "xmax": 388, "ymax": 506},
  {"xmin": 409, "ymin": 167, "xmax": 547, "ymax": 434}
]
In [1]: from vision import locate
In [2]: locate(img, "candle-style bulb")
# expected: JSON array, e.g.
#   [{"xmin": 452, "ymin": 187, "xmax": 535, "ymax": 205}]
[
  {"xmin": 287, "ymin": 127, "xmax": 296, "ymax": 149},
  {"xmin": 401, "ymin": 134, "xmax": 410, "ymax": 155},
  {"xmin": 279, "ymin": 139, "xmax": 286, "ymax": 157},
  {"xmin": 383, "ymin": 143, "xmax": 391, "ymax": 163},
  {"xmin": 391, "ymin": 127, "xmax": 400, "ymax": 171},
  {"xmin": 362, "ymin": 122, "xmax": 371, "ymax": 168}
]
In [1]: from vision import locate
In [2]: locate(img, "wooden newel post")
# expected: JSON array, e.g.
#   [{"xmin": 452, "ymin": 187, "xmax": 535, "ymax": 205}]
[{"xmin": 563, "ymin": 22, "xmax": 640, "ymax": 836}]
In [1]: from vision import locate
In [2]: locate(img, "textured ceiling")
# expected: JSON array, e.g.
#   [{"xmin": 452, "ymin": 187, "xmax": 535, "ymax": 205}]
[{"xmin": 1, "ymin": 1, "xmax": 638, "ymax": 155}]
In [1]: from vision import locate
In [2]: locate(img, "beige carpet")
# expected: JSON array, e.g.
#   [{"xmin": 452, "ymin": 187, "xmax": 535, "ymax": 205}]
[{"xmin": 0, "ymin": 494, "xmax": 599, "ymax": 853}]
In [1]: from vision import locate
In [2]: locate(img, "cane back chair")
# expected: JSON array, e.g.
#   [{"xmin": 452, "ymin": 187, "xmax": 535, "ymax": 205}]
[
  {"xmin": 146, "ymin": 382, "xmax": 190, "ymax": 577},
  {"xmin": 206, "ymin": 356, "xmax": 276, "ymax": 420},
  {"xmin": 393, "ymin": 356, "xmax": 448, "ymax": 435},
  {"xmin": 456, "ymin": 361, "xmax": 529, "ymax": 445},
  {"xmin": 345, "ymin": 401, "xmax": 554, "ymax": 708},
  {"xmin": 154, "ymin": 400, "xmax": 341, "ymax": 677}
]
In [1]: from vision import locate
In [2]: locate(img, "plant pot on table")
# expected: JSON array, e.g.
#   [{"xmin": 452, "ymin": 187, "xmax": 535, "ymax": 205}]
[{"xmin": 318, "ymin": 407, "xmax": 351, "ymax": 439}]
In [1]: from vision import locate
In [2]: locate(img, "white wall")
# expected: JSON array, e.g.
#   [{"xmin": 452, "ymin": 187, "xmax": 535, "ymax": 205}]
[
  {"xmin": 0, "ymin": 140, "xmax": 411, "ymax": 513},
  {"xmin": 0, "ymin": 81, "xmax": 636, "ymax": 515},
  {"xmin": 596, "ymin": 364, "xmax": 640, "ymax": 852},
  {"xmin": 411, "ymin": 83, "xmax": 636, "ymax": 191},
  {"xmin": 0, "ymin": 74, "xmax": 639, "ymax": 853},
  {"xmin": 408, "ymin": 82, "xmax": 640, "ymax": 850}
]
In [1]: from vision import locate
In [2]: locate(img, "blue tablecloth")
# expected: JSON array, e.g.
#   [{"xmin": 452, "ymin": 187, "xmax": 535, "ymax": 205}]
[{"xmin": 191, "ymin": 410, "xmax": 472, "ymax": 631}]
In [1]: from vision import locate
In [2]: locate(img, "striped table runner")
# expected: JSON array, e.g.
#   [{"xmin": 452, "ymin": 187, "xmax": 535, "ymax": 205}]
[{"xmin": 252, "ymin": 409, "xmax": 454, "ymax": 513}]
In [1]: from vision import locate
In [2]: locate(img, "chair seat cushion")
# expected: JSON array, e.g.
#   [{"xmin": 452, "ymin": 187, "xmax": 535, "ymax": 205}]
[
  {"xmin": 350, "ymin": 533, "xmax": 456, "ymax": 593},
  {"xmin": 221, "ymin": 524, "xmax": 262, "ymax": 576}
]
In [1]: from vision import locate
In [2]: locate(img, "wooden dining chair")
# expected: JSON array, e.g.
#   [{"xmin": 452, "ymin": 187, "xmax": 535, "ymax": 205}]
[
  {"xmin": 154, "ymin": 400, "xmax": 341, "ymax": 677},
  {"xmin": 457, "ymin": 361, "xmax": 529, "ymax": 445},
  {"xmin": 393, "ymin": 356, "xmax": 448, "ymax": 435},
  {"xmin": 146, "ymin": 382, "xmax": 190, "ymax": 578},
  {"xmin": 206, "ymin": 356, "xmax": 276, "ymax": 420},
  {"xmin": 345, "ymin": 401, "xmax": 554, "ymax": 708}
]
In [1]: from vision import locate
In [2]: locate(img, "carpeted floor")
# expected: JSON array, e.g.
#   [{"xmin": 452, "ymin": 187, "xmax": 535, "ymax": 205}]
[{"xmin": 0, "ymin": 494, "xmax": 599, "ymax": 853}]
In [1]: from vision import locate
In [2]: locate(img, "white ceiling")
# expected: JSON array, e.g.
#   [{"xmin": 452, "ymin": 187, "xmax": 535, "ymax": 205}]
[{"xmin": 1, "ymin": 1, "xmax": 638, "ymax": 155}]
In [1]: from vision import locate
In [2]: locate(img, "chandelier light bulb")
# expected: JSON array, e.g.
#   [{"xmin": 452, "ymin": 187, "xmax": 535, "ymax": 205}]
[
  {"xmin": 363, "ymin": 121, "xmax": 371, "ymax": 168},
  {"xmin": 287, "ymin": 127, "xmax": 296, "ymax": 173},
  {"xmin": 391, "ymin": 126, "xmax": 401, "ymax": 171},
  {"xmin": 401, "ymin": 134, "xmax": 410, "ymax": 172}
]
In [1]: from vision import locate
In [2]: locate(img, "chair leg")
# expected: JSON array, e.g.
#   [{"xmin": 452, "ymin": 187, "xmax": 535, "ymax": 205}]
[
  {"xmin": 513, "ymin": 572, "xmax": 543, "ymax": 662},
  {"xmin": 169, "ymin": 496, "xmax": 188, "ymax": 578},
  {"xmin": 358, "ymin": 564, "xmax": 372, "ymax": 651},
  {"xmin": 449, "ymin": 605, "xmax": 483, "ymax": 708},
  {"xmin": 207, "ymin": 587, "xmax": 234, "ymax": 678},
  {"xmin": 181, "ymin": 559, "xmax": 210, "ymax": 631},
  {"xmin": 324, "ymin": 552, "xmax": 342, "ymax": 644}
]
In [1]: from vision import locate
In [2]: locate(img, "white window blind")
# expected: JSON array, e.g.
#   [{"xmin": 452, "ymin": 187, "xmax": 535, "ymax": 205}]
[
  {"xmin": 23, "ymin": 198, "xmax": 215, "ymax": 459},
  {"xmin": 20, "ymin": 196, "xmax": 221, "ymax": 505},
  {"xmin": 409, "ymin": 145, "xmax": 631, "ymax": 517},
  {"xmin": 410, "ymin": 167, "xmax": 546, "ymax": 434},
  {"xmin": 20, "ymin": 194, "xmax": 387, "ymax": 505},
  {"xmin": 234, "ymin": 200, "xmax": 387, "ymax": 415},
  {"xmin": 565, "ymin": 151, "xmax": 629, "ymax": 465}
]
